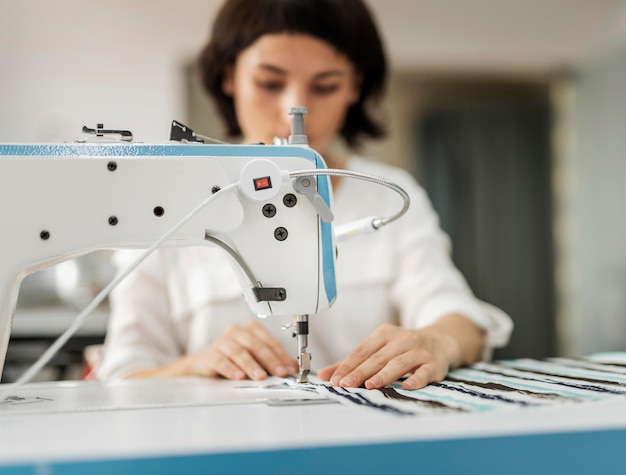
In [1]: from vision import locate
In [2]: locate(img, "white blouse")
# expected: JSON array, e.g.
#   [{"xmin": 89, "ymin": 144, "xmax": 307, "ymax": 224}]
[{"xmin": 98, "ymin": 156, "xmax": 512, "ymax": 380}]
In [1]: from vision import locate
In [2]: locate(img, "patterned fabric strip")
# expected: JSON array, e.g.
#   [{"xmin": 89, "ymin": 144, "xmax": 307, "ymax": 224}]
[{"xmin": 294, "ymin": 356, "xmax": 626, "ymax": 417}]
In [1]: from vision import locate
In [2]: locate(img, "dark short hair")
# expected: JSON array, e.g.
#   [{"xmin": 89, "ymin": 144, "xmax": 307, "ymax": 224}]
[{"xmin": 198, "ymin": 0, "xmax": 387, "ymax": 148}]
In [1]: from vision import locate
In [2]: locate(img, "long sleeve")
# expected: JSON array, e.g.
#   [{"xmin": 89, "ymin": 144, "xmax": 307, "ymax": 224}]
[
  {"xmin": 97, "ymin": 250, "xmax": 182, "ymax": 380},
  {"xmin": 341, "ymin": 157, "xmax": 512, "ymax": 356}
]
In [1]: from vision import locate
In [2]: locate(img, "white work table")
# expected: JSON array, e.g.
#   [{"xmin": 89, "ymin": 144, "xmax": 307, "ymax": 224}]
[{"xmin": 0, "ymin": 372, "xmax": 625, "ymax": 474}]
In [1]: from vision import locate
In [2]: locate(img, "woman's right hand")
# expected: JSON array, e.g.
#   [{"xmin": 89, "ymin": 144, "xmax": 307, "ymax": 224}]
[{"xmin": 126, "ymin": 320, "xmax": 298, "ymax": 380}]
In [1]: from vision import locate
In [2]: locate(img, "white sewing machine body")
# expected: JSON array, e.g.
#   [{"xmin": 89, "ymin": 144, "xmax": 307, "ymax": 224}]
[{"xmin": 0, "ymin": 141, "xmax": 336, "ymax": 376}]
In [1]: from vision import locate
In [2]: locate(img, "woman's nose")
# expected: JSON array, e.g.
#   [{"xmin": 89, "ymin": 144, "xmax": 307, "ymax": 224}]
[
  {"xmin": 275, "ymin": 86, "xmax": 309, "ymax": 138},
  {"xmin": 281, "ymin": 87, "xmax": 309, "ymax": 120}
]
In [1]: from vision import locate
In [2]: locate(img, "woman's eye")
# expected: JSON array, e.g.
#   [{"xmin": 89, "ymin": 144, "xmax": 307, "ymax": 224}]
[
  {"xmin": 256, "ymin": 81, "xmax": 284, "ymax": 92},
  {"xmin": 312, "ymin": 84, "xmax": 340, "ymax": 95}
]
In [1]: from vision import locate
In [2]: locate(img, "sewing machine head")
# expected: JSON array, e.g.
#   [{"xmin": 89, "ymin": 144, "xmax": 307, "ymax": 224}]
[{"xmin": 0, "ymin": 111, "xmax": 335, "ymax": 383}]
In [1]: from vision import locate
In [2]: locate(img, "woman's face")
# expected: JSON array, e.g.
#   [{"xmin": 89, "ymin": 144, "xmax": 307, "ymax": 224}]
[{"xmin": 223, "ymin": 33, "xmax": 360, "ymax": 155}]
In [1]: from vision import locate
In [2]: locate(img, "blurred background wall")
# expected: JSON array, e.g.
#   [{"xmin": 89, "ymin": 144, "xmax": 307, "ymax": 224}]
[{"xmin": 0, "ymin": 0, "xmax": 625, "ymax": 378}]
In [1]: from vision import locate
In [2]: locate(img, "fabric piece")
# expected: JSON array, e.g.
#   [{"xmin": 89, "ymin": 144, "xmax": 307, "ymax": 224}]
[{"xmin": 295, "ymin": 356, "xmax": 626, "ymax": 417}]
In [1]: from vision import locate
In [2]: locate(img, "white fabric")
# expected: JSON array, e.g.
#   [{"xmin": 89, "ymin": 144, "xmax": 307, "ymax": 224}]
[{"xmin": 98, "ymin": 157, "xmax": 513, "ymax": 380}]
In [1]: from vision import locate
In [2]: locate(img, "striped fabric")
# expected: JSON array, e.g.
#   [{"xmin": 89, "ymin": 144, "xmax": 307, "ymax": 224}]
[{"xmin": 304, "ymin": 357, "xmax": 626, "ymax": 416}]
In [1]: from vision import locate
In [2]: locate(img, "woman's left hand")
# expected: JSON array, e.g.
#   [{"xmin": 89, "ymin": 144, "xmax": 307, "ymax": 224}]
[{"xmin": 317, "ymin": 314, "xmax": 484, "ymax": 390}]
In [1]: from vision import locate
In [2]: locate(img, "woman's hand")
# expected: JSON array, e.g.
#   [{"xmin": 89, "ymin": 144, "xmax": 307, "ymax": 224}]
[
  {"xmin": 317, "ymin": 314, "xmax": 484, "ymax": 390},
  {"xmin": 127, "ymin": 320, "xmax": 298, "ymax": 380}
]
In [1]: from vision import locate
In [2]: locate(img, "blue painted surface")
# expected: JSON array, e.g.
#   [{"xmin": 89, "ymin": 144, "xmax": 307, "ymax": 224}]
[
  {"xmin": 0, "ymin": 143, "xmax": 320, "ymax": 161},
  {"xmin": 311, "ymin": 154, "xmax": 337, "ymax": 307},
  {"xmin": 1, "ymin": 427, "xmax": 624, "ymax": 474}
]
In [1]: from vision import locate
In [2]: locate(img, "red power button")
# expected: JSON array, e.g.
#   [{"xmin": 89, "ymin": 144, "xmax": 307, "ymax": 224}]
[{"xmin": 253, "ymin": 176, "xmax": 272, "ymax": 191}]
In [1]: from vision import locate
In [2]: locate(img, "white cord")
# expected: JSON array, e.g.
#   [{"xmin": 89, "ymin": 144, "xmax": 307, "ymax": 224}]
[
  {"xmin": 289, "ymin": 168, "xmax": 410, "ymax": 229},
  {"xmin": 5, "ymin": 182, "xmax": 239, "ymax": 389}
]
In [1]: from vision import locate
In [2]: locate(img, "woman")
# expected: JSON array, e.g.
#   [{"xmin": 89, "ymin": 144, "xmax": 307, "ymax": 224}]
[{"xmin": 98, "ymin": 0, "xmax": 512, "ymax": 390}]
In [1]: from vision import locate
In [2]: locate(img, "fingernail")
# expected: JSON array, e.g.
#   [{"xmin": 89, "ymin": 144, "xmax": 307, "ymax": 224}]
[
  {"xmin": 403, "ymin": 379, "xmax": 416, "ymax": 390},
  {"xmin": 253, "ymin": 369, "xmax": 266, "ymax": 380},
  {"xmin": 330, "ymin": 375, "xmax": 341, "ymax": 386},
  {"xmin": 341, "ymin": 375, "xmax": 356, "ymax": 387},
  {"xmin": 366, "ymin": 376, "xmax": 382, "ymax": 388},
  {"xmin": 234, "ymin": 370, "xmax": 245, "ymax": 379},
  {"xmin": 274, "ymin": 365, "xmax": 287, "ymax": 377}
]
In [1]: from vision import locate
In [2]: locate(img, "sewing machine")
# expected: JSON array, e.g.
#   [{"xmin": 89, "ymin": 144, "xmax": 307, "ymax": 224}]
[{"xmin": 0, "ymin": 111, "xmax": 337, "ymax": 384}]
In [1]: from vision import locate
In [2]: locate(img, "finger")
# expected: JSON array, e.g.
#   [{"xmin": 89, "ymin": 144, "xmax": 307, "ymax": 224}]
[
  {"xmin": 317, "ymin": 363, "xmax": 339, "ymax": 381},
  {"xmin": 217, "ymin": 338, "xmax": 268, "ymax": 381},
  {"xmin": 242, "ymin": 321, "xmax": 299, "ymax": 374},
  {"xmin": 363, "ymin": 353, "xmax": 421, "ymax": 389},
  {"xmin": 359, "ymin": 330, "xmax": 434, "ymax": 388},
  {"xmin": 203, "ymin": 354, "xmax": 247, "ymax": 380},
  {"xmin": 328, "ymin": 329, "xmax": 394, "ymax": 385},
  {"xmin": 338, "ymin": 344, "xmax": 407, "ymax": 388},
  {"xmin": 229, "ymin": 325, "xmax": 293, "ymax": 377},
  {"xmin": 402, "ymin": 363, "xmax": 443, "ymax": 390}
]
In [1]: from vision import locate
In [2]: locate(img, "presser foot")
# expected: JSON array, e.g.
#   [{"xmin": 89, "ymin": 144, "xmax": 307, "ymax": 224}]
[
  {"xmin": 296, "ymin": 351, "xmax": 311, "ymax": 384},
  {"xmin": 296, "ymin": 369, "xmax": 310, "ymax": 384},
  {"xmin": 295, "ymin": 314, "xmax": 311, "ymax": 384}
]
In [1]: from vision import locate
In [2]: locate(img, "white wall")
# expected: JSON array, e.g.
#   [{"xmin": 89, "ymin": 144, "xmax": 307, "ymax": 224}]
[
  {"xmin": 0, "ymin": 0, "xmax": 222, "ymax": 143},
  {"xmin": 554, "ymin": 42, "xmax": 626, "ymax": 356}
]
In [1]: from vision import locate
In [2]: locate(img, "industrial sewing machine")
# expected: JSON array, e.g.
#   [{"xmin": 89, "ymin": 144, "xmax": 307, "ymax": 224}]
[{"xmin": 0, "ymin": 109, "xmax": 341, "ymax": 384}]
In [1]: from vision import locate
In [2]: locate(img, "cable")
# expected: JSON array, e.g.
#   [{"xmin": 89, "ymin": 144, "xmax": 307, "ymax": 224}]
[
  {"xmin": 289, "ymin": 168, "xmax": 410, "ymax": 229},
  {"xmin": 204, "ymin": 233, "xmax": 259, "ymax": 285},
  {"xmin": 4, "ymin": 182, "xmax": 239, "ymax": 389}
]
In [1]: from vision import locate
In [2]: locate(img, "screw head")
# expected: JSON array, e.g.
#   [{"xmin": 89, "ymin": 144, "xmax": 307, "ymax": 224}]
[
  {"xmin": 108, "ymin": 216, "xmax": 118, "ymax": 226},
  {"xmin": 274, "ymin": 227, "xmax": 288, "ymax": 241},
  {"xmin": 107, "ymin": 161, "xmax": 117, "ymax": 171},
  {"xmin": 262, "ymin": 203, "xmax": 277, "ymax": 218},
  {"xmin": 283, "ymin": 193, "xmax": 297, "ymax": 208},
  {"xmin": 153, "ymin": 206, "xmax": 165, "ymax": 217},
  {"xmin": 40, "ymin": 230, "xmax": 50, "ymax": 240},
  {"xmin": 211, "ymin": 186, "xmax": 221, "ymax": 194}
]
